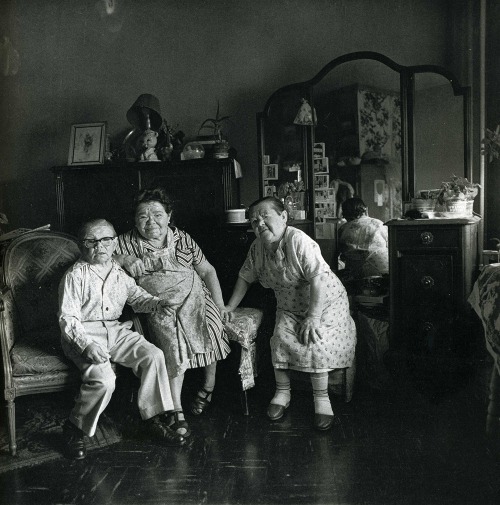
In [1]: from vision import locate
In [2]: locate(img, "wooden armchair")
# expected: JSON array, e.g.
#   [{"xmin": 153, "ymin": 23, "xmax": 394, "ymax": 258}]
[{"xmin": 0, "ymin": 231, "xmax": 83, "ymax": 455}]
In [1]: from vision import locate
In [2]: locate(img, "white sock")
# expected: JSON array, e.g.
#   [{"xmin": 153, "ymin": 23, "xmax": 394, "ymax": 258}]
[
  {"xmin": 271, "ymin": 369, "xmax": 291, "ymax": 407},
  {"xmin": 311, "ymin": 373, "xmax": 333, "ymax": 416}
]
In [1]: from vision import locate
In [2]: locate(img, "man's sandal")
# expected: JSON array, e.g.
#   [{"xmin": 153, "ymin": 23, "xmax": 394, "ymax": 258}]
[{"xmin": 190, "ymin": 388, "xmax": 213, "ymax": 415}]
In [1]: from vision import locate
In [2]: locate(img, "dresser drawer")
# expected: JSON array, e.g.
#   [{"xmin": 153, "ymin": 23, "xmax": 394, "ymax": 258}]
[{"xmin": 393, "ymin": 227, "xmax": 460, "ymax": 250}]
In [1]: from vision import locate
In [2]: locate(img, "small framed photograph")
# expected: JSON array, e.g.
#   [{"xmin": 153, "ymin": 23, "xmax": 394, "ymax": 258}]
[
  {"xmin": 262, "ymin": 155, "xmax": 270, "ymax": 165},
  {"xmin": 313, "ymin": 157, "xmax": 329, "ymax": 174},
  {"xmin": 323, "ymin": 202, "xmax": 336, "ymax": 218},
  {"xmin": 313, "ymin": 142, "xmax": 325, "ymax": 158},
  {"xmin": 314, "ymin": 174, "xmax": 329, "ymax": 189},
  {"xmin": 264, "ymin": 185, "xmax": 276, "ymax": 197},
  {"xmin": 68, "ymin": 122, "xmax": 107, "ymax": 165},
  {"xmin": 263, "ymin": 164, "xmax": 279, "ymax": 180},
  {"xmin": 314, "ymin": 205, "xmax": 325, "ymax": 223},
  {"xmin": 315, "ymin": 189, "xmax": 329, "ymax": 202}
]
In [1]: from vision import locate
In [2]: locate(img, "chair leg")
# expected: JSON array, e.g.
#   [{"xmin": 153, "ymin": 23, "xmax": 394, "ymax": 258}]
[
  {"xmin": 6, "ymin": 396, "xmax": 17, "ymax": 456},
  {"xmin": 486, "ymin": 366, "xmax": 500, "ymax": 437},
  {"xmin": 344, "ymin": 359, "xmax": 356, "ymax": 403},
  {"xmin": 241, "ymin": 390, "xmax": 250, "ymax": 416}
]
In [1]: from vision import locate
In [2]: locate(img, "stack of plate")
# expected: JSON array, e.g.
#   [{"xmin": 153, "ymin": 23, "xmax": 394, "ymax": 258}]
[{"xmin": 226, "ymin": 209, "xmax": 247, "ymax": 224}]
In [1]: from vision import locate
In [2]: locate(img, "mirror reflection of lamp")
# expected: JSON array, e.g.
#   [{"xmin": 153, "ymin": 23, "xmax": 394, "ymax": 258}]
[{"xmin": 293, "ymin": 98, "xmax": 317, "ymax": 126}]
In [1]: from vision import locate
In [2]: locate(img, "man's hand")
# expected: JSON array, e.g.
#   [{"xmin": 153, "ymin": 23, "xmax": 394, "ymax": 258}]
[
  {"xmin": 299, "ymin": 316, "xmax": 322, "ymax": 345},
  {"xmin": 82, "ymin": 342, "xmax": 110, "ymax": 364},
  {"xmin": 158, "ymin": 299, "xmax": 176, "ymax": 317}
]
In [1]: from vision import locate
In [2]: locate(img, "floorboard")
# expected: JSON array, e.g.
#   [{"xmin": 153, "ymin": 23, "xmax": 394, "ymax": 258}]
[{"xmin": 1, "ymin": 351, "xmax": 500, "ymax": 505}]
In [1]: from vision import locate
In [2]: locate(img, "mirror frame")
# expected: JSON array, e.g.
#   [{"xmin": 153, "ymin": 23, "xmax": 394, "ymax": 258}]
[{"xmin": 257, "ymin": 51, "xmax": 472, "ymax": 208}]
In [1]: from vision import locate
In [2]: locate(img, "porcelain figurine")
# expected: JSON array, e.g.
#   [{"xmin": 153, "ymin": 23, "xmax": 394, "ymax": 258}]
[{"xmin": 136, "ymin": 129, "xmax": 160, "ymax": 161}]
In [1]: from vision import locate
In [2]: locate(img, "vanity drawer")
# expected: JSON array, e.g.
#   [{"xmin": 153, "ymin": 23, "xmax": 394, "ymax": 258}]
[{"xmin": 393, "ymin": 227, "xmax": 460, "ymax": 250}]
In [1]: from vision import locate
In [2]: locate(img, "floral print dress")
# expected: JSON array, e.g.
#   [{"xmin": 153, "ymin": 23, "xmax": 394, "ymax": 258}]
[{"xmin": 239, "ymin": 227, "xmax": 356, "ymax": 372}]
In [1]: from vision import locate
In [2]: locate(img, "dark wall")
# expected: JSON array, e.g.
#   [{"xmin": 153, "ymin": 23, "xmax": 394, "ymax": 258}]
[{"xmin": 0, "ymin": 0, "xmax": 470, "ymax": 230}]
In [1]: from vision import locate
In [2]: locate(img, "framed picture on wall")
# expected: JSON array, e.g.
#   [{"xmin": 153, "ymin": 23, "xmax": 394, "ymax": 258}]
[
  {"xmin": 68, "ymin": 122, "xmax": 107, "ymax": 166},
  {"xmin": 264, "ymin": 185, "xmax": 276, "ymax": 197},
  {"xmin": 263, "ymin": 164, "xmax": 279, "ymax": 180}
]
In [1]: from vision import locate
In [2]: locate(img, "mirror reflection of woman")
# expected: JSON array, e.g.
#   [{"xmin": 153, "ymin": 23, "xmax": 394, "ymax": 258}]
[
  {"xmin": 114, "ymin": 188, "xmax": 231, "ymax": 438},
  {"xmin": 224, "ymin": 197, "xmax": 356, "ymax": 431},
  {"xmin": 337, "ymin": 197, "xmax": 389, "ymax": 283}
]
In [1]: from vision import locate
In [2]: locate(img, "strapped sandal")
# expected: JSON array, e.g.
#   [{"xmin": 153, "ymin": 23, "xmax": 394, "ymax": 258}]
[
  {"xmin": 190, "ymin": 387, "xmax": 213, "ymax": 416},
  {"xmin": 164, "ymin": 410, "xmax": 191, "ymax": 438}
]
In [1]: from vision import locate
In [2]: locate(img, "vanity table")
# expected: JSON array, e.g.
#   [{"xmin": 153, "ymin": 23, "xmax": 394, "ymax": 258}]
[
  {"xmin": 257, "ymin": 51, "xmax": 476, "ymax": 276},
  {"xmin": 387, "ymin": 217, "xmax": 480, "ymax": 356}
]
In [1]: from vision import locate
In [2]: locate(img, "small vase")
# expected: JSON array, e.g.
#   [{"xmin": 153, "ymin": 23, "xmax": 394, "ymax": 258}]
[
  {"xmin": 213, "ymin": 140, "xmax": 229, "ymax": 159},
  {"xmin": 445, "ymin": 198, "xmax": 467, "ymax": 216}
]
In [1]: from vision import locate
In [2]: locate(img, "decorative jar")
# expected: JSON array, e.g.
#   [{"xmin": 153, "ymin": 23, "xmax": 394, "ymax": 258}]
[{"xmin": 445, "ymin": 198, "xmax": 467, "ymax": 215}]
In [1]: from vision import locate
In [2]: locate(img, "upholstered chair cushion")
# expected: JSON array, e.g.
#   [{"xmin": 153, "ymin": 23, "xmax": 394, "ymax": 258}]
[{"xmin": 10, "ymin": 330, "xmax": 72, "ymax": 375}]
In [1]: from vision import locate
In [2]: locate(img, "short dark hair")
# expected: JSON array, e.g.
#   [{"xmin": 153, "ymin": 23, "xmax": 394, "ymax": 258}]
[
  {"xmin": 135, "ymin": 187, "xmax": 174, "ymax": 214},
  {"xmin": 341, "ymin": 197, "xmax": 367, "ymax": 221},
  {"xmin": 248, "ymin": 196, "xmax": 286, "ymax": 217},
  {"xmin": 77, "ymin": 219, "xmax": 116, "ymax": 242}
]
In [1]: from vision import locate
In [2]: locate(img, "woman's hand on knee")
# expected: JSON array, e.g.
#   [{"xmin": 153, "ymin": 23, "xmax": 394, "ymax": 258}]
[{"xmin": 300, "ymin": 316, "xmax": 322, "ymax": 345}]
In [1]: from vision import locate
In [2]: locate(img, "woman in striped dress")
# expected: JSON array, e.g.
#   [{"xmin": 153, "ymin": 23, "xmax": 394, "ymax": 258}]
[{"xmin": 114, "ymin": 187, "xmax": 230, "ymax": 438}]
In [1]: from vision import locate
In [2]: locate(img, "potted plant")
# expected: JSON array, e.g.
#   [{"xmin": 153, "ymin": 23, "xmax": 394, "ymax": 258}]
[
  {"xmin": 437, "ymin": 175, "xmax": 480, "ymax": 216},
  {"xmin": 198, "ymin": 101, "xmax": 232, "ymax": 159}
]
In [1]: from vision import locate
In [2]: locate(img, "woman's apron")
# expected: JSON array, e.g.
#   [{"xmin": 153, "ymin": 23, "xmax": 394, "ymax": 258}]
[{"xmin": 137, "ymin": 239, "xmax": 212, "ymax": 377}]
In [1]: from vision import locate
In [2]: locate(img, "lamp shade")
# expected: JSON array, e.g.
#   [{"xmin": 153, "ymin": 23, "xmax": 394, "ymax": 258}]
[{"xmin": 126, "ymin": 93, "xmax": 163, "ymax": 131}]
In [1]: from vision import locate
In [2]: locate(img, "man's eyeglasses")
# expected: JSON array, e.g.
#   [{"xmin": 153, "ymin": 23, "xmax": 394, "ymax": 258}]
[{"xmin": 82, "ymin": 237, "xmax": 115, "ymax": 249}]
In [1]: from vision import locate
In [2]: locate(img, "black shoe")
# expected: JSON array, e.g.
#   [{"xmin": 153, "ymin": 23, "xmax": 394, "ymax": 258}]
[
  {"xmin": 267, "ymin": 402, "xmax": 289, "ymax": 421},
  {"xmin": 146, "ymin": 417, "xmax": 185, "ymax": 446},
  {"xmin": 62, "ymin": 420, "xmax": 87, "ymax": 460},
  {"xmin": 314, "ymin": 413, "xmax": 334, "ymax": 431},
  {"xmin": 163, "ymin": 410, "xmax": 191, "ymax": 438}
]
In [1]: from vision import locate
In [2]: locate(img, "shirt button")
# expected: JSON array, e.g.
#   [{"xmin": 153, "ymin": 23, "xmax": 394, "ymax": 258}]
[{"xmin": 105, "ymin": 307, "xmax": 109, "ymax": 311}]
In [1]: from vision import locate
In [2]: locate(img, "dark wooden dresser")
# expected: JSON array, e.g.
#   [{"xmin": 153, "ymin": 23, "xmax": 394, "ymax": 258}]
[
  {"xmin": 387, "ymin": 217, "xmax": 480, "ymax": 359},
  {"xmin": 51, "ymin": 158, "xmax": 241, "ymax": 293}
]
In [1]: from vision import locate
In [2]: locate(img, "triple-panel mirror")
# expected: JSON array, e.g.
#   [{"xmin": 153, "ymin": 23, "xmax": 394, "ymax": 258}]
[{"xmin": 257, "ymin": 51, "xmax": 471, "ymax": 237}]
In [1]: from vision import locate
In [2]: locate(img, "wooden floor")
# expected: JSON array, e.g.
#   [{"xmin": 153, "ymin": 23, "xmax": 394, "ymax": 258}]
[{"xmin": 1, "ymin": 351, "xmax": 500, "ymax": 505}]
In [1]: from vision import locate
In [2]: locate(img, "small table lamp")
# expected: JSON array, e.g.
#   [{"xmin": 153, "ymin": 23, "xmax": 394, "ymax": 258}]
[
  {"xmin": 123, "ymin": 93, "xmax": 164, "ymax": 161},
  {"xmin": 126, "ymin": 93, "xmax": 163, "ymax": 132}
]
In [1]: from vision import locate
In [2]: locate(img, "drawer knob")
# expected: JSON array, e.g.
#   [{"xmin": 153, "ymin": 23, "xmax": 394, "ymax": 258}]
[
  {"xmin": 422, "ymin": 321, "xmax": 435, "ymax": 333},
  {"xmin": 420, "ymin": 231, "xmax": 434, "ymax": 244},
  {"xmin": 421, "ymin": 275, "xmax": 435, "ymax": 289}
]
